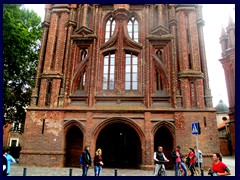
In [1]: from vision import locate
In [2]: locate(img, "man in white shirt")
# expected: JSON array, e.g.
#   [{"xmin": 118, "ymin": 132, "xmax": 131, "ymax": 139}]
[{"xmin": 153, "ymin": 146, "xmax": 169, "ymax": 176}]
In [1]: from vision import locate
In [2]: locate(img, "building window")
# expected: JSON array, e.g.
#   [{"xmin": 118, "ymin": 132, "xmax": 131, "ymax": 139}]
[
  {"xmin": 80, "ymin": 49, "xmax": 87, "ymax": 61},
  {"xmin": 78, "ymin": 71, "xmax": 86, "ymax": 91},
  {"xmin": 45, "ymin": 79, "xmax": 52, "ymax": 106},
  {"xmin": 156, "ymin": 49, "xmax": 163, "ymax": 61},
  {"xmin": 9, "ymin": 138, "xmax": 19, "ymax": 147},
  {"xmin": 103, "ymin": 54, "xmax": 115, "ymax": 90},
  {"xmin": 105, "ymin": 17, "xmax": 116, "ymax": 42},
  {"xmin": 127, "ymin": 17, "xmax": 138, "ymax": 42},
  {"xmin": 156, "ymin": 71, "xmax": 162, "ymax": 91},
  {"xmin": 12, "ymin": 122, "xmax": 22, "ymax": 132},
  {"xmin": 125, "ymin": 53, "xmax": 138, "ymax": 90}
]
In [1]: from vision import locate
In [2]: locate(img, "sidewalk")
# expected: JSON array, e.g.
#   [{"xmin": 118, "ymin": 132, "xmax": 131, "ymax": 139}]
[{"xmin": 9, "ymin": 156, "xmax": 235, "ymax": 176}]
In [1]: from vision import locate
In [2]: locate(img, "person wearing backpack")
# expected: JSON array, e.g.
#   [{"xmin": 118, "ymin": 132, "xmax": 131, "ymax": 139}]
[
  {"xmin": 3, "ymin": 148, "xmax": 16, "ymax": 176},
  {"xmin": 80, "ymin": 145, "xmax": 92, "ymax": 176},
  {"xmin": 194, "ymin": 146, "xmax": 203, "ymax": 175}
]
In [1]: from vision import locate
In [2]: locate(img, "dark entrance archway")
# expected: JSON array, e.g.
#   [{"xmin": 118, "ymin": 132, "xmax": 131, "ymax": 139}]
[
  {"xmin": 154, "ymin": 125, "xmax": 173, "ymax": 169},
  {"xmin": 96, "ymin": 122, "xmax": 141, "ymax": 168},
  {"xmin": 65, "ymin": 126, "xmax": 83, "ymax": 167}
]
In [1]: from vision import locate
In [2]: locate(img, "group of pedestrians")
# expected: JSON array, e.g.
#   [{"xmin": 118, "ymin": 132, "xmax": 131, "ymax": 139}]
[
  {"xmin": 3, "ymin": 145, "xmax": 231, "ymax": 176},
  {"xmin": 153, "ymin": 145, "xmax": 231, "ymax": 176},
  {"xmin": 80, "ymin": 145, "xmax": 104, "ymax": 176}
]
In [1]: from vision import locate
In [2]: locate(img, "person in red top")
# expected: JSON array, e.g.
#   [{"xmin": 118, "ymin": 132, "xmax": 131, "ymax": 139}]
[
  {"xmin": 209, "ymin": 153, "xmax": 231, "ymax": 176},
  {"xmin": 187, "ymin": 148, "xmax": 196, "ymax": 176}
]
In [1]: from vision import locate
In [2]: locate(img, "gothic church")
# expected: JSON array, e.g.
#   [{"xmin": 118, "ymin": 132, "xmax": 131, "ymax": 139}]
[{"xmin": 20, "ymin": 4, "xmax": 219, "ymax": 169}]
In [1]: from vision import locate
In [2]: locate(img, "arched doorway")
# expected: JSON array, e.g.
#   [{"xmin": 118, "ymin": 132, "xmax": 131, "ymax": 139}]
[
  {"xmin": 154, "ymin": 125, "xmax": 174, "ymax": 169},
  {"xmin": 96, "ymin": 122, "xmax": 141, "ymax": 168},
  {"xmin": 65, "ymin": 126, "xmax": 83, "ymax": 167}
]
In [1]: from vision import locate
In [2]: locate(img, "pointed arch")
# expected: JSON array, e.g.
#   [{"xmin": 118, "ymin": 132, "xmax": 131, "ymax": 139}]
[
  {"xmin": 71, "ymin": 57, "xmax": 89, "ymax": 93},
  {"xmin": 151, "ymin": 120, "xmax": 175, "ymax": 135},
  {"xmin": 152, "ymin": 54, "xmax": 169, "ymax": 92},
  {"xmin": 93, "ymin": 117, "xmax": 145, "ymax": 144},
  {"xmin": 105, "ymin": 16, "xmax": 116, "ymax": 42}
]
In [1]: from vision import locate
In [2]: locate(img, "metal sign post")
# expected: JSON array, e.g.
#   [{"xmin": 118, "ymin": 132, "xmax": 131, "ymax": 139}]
[{"xmin": 195, "ymin": 134, "xmax": 201, "ymax": 176}]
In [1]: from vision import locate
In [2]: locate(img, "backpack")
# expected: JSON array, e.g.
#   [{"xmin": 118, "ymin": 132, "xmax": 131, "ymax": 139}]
[{"xmin": 79, "ymin": 153, "xmax": 83, "ymax": 165}]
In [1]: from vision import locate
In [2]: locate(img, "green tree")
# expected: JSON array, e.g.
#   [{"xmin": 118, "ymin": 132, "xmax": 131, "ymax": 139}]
[{"xmin": 3, "ymin": 4, "xmax": 42, "ymax": 131}]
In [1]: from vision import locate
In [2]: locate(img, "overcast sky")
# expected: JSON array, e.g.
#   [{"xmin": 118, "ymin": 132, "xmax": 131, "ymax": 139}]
[{"xmin": 23, "ymin": 4, "xmax": 235, "ymax": 107}]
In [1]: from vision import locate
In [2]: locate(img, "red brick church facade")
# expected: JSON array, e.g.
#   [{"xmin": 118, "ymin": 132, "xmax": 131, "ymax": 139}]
[
  {"xmin": 219, "ymin": 16, "xmax": 235, "ymax": 155},
  {"xmin": 20, "ymin": 4, "xmax": 219, "ymax": 169}
]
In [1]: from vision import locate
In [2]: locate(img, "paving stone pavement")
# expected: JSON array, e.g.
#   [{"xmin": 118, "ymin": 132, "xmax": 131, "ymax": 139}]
[{"xmin": 8, "ymin": 156, "xmax": 235, "ymax": 176}]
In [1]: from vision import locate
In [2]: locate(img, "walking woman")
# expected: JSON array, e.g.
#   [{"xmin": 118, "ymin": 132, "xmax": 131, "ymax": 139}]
[
  {"xmin": 94, "ymin": 148, "xmax": 104, "ymax": 176},
  {"xmin": 187, "ymin": 148, "xmax": 196, "ymax": 176}
]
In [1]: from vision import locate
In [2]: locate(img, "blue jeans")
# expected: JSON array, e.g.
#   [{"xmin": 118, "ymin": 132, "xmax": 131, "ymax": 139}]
[
  {"xmin": 82, "ymin": 165, "xmax": 89, "ymax": 176},
  {"xmin": 94, "ymin": 165, "xmax": 102, "ymax": 176},
  {"xmin": 175, "ymin": 162, "xmax": 187, "ymax": 176}
]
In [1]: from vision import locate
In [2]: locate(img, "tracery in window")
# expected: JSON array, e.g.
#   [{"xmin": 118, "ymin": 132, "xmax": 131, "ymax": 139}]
[
  {"xmin": 105, "ymin": 17, "xmax": 116, "ymax": 42},
  {"xmin": 156, "ymin": 49, "xmax": 163, "ymax": 61},
  {"xmin": 103, "ymin": 54, "xmax": 115, "ymax": 90},
  {"xmin": 78, "ymin": 71, "xmax": 86, "ymax": 91},
  {"xmin": 127, "ymin": 17, "xmax": 139, "ymax": 42},
  {"xmin": 156, "ymin": 71, "xmax": 163, "ymax": 91},
  {"xmin": 80, "ymin": 49, "xmax": 87, "ymax": 61},
  {"xmin": 125, "ymin": 53, "xmax": 138, "ymax": 90}
]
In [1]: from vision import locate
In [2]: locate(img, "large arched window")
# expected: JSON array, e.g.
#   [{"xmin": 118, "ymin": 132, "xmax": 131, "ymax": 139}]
[
  {"xmin": 105, "ymin": 17, "xmax": 116, "ymax": 42},
  {"xmin": 103, "ymin": 54, "xmax": 115, "ymax": 90},
  {"xmin": 127, "ymin": 17, "xmax": 138, "ymax": 42},
  {"xmin": 125, "ymin": 53, "xmax": 138, "ymax": 90}
]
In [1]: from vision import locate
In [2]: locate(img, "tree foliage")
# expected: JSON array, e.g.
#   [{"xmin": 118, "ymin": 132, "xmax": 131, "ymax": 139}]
[{"xmin": 3, "ymin": 4, "xmax": 42, "ymax": 128}]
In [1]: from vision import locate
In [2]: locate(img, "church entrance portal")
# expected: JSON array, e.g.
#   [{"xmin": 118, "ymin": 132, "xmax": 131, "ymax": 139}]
[
  {"xmin": 96, "ymin": 122, "xmax": 141, "ymax": 168},
  {"xmin": 154, "ymin": 125, "xmax": 174, "ymax": 169},
  {"xmin": 65, "ymin": 126, "xmax": 83, "ymax": 167}
]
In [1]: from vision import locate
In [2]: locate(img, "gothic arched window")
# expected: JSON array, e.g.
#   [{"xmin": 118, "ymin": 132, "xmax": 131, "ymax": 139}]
[
  {"xmin": 105, "ymin": 17, "xmax": 116, "ymax": 42},
  {"xmin": 103, "ymin": 53, "xmax": 115, "ymax": 90},
  {"xmin": 125, "ymin": 53, "xmax": 138, "ymax": 90},
  {"xmin": 127, "ymin": 17, "xmax": 139, "ymax": 42},
  {"xmin": 156, "ymin": 49, "xmax": 163, "ymax": 61}
]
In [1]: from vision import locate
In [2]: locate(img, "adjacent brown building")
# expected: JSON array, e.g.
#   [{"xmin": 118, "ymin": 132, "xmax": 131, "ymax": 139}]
[
  {"xmin": 20, "ymin": 4, "xmax": 219, "ymax": 169},
  {"xmin": 219, "ymin": 16, "xmax": 235, "ymax": 155}
]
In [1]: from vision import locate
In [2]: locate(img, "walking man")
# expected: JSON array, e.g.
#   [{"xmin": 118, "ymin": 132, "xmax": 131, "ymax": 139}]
[
  {"xmin": 81, "ymin": 145, "xmax": 92, "ymax": 176},
  {"xmin": 171, "ymin": 146, "xmax": 187, "ymax": 176}
]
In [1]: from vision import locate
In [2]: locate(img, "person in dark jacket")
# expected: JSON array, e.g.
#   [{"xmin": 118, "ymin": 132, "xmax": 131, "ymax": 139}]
[
  {"xmin": 82, "ymin": 145, "xmax": 92, "ymax": 176},
  {"xmin": 94, "ymin": 148, "xmax": 104, "ymax": 176},
  {"xmin": 170, "ymin": 145, "xmax": 187, "ymax": 176},
  {"xmin": 153, "ymin": 146, "xmax": 169, "ymax": 176},
  {"xmin": 3, "ymin": 154, "xmax": 7, "ymax": 176}
]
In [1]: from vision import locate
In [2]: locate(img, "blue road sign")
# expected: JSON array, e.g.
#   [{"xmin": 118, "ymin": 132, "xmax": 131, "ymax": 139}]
[{"xmin": 192, "ymin": 122, "xmax": 199, "ymax": 135}]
